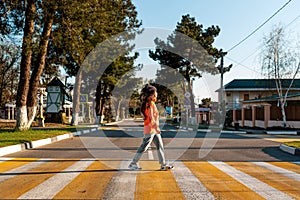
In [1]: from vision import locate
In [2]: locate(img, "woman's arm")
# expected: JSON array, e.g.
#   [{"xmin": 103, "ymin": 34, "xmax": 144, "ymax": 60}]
[{"xmin": 149, "ymin": 103, "xmax": 160, "ymax": 133}]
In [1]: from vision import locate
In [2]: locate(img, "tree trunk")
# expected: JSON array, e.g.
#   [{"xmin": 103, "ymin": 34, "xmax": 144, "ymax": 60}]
[
  {"xmin": 95, "ymin": 81, "xmax": 102, "ymax": 124},
  {"xmin": 280, "ymin": 99, "xmax": 287, "ymax": 128},
  {"xmin": 27, "ymin": 8, "xmax": 54, "ymax": 127},
  {"xmin": 0, "ymin": 78, "xmax": 4, "ymax": 105},
  {"xmin": 15, "ymin": 0, "xmax": 36, "ymax": 131},
  {"xmin": 95, "ymin": 82, "xmax": 108, "ymax": 124},
  {"xmin": 71, "ymin": 69, "xmax": 82, "ymax": 126},
  {"xmin": 115, "ymin": 97, "xmax": 122, "ymax": 121}
]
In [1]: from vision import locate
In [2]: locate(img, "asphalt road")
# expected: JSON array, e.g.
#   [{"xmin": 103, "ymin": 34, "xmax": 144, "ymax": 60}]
[{"xmin": 6, "ymin": 119, "xmax": 300, "ymax": 162}]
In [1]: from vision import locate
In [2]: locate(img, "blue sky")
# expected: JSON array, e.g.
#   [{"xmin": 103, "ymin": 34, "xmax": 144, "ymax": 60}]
[{"xmin": 131, "ymin": 0, "xmax": 300, "ymax": 101}]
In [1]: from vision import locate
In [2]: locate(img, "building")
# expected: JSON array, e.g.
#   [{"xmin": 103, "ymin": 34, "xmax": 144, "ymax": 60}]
[
  {"xmin": 219, "ymin": 79, "xmax": 300, "ymax": 129},
  {"xmin": 46, "ymin": 77, "xmax": 72, "ymax": 123}
]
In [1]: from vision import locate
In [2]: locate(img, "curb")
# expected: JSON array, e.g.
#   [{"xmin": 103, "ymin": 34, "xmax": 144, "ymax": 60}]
[
  {"xmin": 266, "ymin": 131, "xmax": 299, "ymax": 135},
  {"xmin": 279, "ymin": 144, "xmax": 300, "ymax": 156}
]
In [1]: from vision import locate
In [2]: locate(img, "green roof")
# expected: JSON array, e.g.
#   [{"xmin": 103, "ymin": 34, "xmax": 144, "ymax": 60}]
[
  {"xmin": 243, "ymin": 92, "xmax": 300, "ymax": 103},
  {"xmin": 224, "ymin": 79, "xmax": 300, "ymax": 90}
]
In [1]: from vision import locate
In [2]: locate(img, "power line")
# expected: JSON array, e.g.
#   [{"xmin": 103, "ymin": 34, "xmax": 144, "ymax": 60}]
[
  {"xmin": 227, "ymin": 0, "xmax": 293, "ymax": 53},
  {"xmin": 226, "ymin": 56, "xmax": 260, "ymax": 74},
  {"xmin": 227, "ymin": 11, "xmax": 300, "ymax": 73}
]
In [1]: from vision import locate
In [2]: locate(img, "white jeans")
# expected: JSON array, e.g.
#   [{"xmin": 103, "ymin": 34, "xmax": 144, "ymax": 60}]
[{"xmin": 132, "ymin": 133, "xmax": 166, "ymax": 165}]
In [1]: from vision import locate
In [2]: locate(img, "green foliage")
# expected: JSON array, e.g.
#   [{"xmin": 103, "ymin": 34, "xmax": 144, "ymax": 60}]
[
  {"xmin": 201, "ymin": 98, "xmax": 211, "ymax": 107},
  {"xmin": 149, "ymin": 14, "xmax": 225, "ymax": 116},
  {"xmin": 149, "ymin": 14, "xmax": 225, "ymax": 81},
  {"xmin": 0, "ymin": 40, "xmax": 20, "ymax": 107},
  {"xmin": 51, "ymin": 0, "xmax": 142, "ymax": 77},
  {"xmin": 284, "ymin": 141, "xmax": 300, "ymax": 149}
]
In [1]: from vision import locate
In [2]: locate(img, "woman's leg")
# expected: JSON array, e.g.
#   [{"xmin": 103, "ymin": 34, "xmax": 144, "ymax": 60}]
[
  {"xmin": 153, "ymin": 134, "xmax": 166, "ymax": 165},
  {"xmin": 132, "ymin": 134, "xmax": 153, "ymax": 164}
]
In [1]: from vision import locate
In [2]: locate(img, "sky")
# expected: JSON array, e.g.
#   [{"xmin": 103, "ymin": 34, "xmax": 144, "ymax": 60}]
[{"xmin": 130, "ymin": 0, "xmax": 300, "ymax": 101}]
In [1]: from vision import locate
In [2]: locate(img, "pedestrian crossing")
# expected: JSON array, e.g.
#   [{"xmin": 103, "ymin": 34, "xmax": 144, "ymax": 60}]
[{"xmin": 0, "ymin": 158, "xmax": 300, "ymax": 199}]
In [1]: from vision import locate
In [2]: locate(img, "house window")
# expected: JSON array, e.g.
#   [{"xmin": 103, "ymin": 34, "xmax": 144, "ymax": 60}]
[{"xmin": 244, "ymin": 94, "xmax": 249, "ymax": 100}]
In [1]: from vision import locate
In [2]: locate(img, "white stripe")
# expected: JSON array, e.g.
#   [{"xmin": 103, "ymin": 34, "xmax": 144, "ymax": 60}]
[
  {"xmin": 253, "ymin": 162, "xmax": 300, "ymax": 182},
  {"xmin": 18, "ymin": 159, "xmax": 94, "ymax": 199},
  {"xmin": 148, "ymin": 147, "xmax": 154, "ymax": 160},
  {"xmin": 0, "ymin": 157, "xmax": 13, "ymax": 163},
  {"xmin": 209, "ymin": 161, "xmax": 294, "ymax": 200},
  {"xmin": 102, "ymin": 160, "xmax": 137, "ymax": 200},
  {"xmin": 293, "ymin": 161, "xmax": 300, "ymax": 165},
  {"xmin": 0, "ymin": 159, "xmax": 49, "ymax": 183},
  {"xmin": 172, "ymin": 161, "xmax": 215, "ymax": 200},
  {"xmin": 83, "ymin": 129, "xmax": 90, "ymax": 134}
]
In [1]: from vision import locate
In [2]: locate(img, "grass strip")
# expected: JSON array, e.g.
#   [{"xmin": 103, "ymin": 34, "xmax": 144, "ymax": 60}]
[
  {"xmin": 0, "ymin": 127, "xmax": 77, "ymax": 148},
  {"xmin": 284, "ymin": 141, "xmax": 300, "ymax": 149}
]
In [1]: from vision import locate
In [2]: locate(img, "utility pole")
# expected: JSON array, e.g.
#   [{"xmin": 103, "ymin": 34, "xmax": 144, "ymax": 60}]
[{"xmin": 217, "ymin": 55, "xmax": 232, "ymax": 126}]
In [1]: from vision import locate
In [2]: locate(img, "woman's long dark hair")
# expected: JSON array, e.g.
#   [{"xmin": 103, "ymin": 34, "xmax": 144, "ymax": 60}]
[{"xmin": 140, "ymin": 84, "xmax": 157, "ymax": 117}]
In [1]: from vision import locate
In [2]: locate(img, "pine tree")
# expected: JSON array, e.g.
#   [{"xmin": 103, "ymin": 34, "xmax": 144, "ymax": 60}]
[{"xmin": 149, "ymin": 14, "xmax": 225, "ymax": 118}]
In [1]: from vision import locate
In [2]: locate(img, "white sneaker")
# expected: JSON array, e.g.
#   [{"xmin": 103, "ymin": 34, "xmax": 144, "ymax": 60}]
[
  {"xmin": 160, "ymin": 164, "xmax": 174, "ymax": 170},
  {"xmin": 128, "ymin": 162, "xmax": 142, "ymax": 170}
]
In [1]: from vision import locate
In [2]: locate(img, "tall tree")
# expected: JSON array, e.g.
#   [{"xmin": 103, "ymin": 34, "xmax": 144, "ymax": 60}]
[
  {"xmin": 50, "ymin": 0, "xmax": 142, "ymax": 125},
  {"xmin": 112, "ymin": 76, "xmax": 143, "ymax": 121},
  {"xmin": 1, "ymin": 0, "xmax": 141, "ymax": 128},
  {"xmin": 149, "ymin": 14, "xmax": 225, "ymax": 118},
  {"xmin": 94, "ymin": 53, "xmax": 141, "ymax": 124},
  {"xmin": 261, "ymin": 25, "xmax": 300, "ymax": 127},
  {"xmin": 0, "ymin": 40, "xmax": 20, "ymax": 107},
  {"xmin": 201, "ymin": 98, "xmax": 211, "ymax": 107},
  {"xmin": 15, "ymin": 0, "xmax": 37, "ymax": 130},
  {"xmin": 1, "ymin": 0, "xmax": 59, "ymax": 130}
]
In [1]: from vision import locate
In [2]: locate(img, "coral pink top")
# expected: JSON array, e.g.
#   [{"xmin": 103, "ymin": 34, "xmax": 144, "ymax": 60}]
[{"xmin": 144, "ymin": 101, "xmax": 160, "ymax": 134}]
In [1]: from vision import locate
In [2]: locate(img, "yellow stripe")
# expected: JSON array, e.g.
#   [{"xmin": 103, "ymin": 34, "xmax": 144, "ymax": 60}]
[
  {"xmin": 0, "ymin": 158, "xmax": 38, "ymax": 173},
  {"xmin": 54, "ymin": 160, "xmax": 117, "ymax": 199},
  {"xmin": 228, "ymin": 162, "xmax": 300, "ymax": 199},
  {"xmin": 265, "ymin": 138, "xmax": 300, "ymax": 143},
  {"xmin": 0, "ymin": 159, "xmax": 77, "ymax": 199},
  {"xmin": 184, "ymin": 162, "xmax": 264, "ymax": 200},
  {"xmin": 135, "ymin": 161, "xmax": 185, "ymax": 200}
]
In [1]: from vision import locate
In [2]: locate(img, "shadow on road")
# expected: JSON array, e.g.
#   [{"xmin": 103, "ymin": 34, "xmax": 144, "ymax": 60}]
[{"xmin": 262, "ymin": 146, "xmax": 300, "ymax": 162}]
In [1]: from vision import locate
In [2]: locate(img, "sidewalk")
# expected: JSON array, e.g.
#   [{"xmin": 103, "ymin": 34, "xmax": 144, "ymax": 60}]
[{"xmin": 225, "ymin": 127, "xmax": 300, "ymax": 135}]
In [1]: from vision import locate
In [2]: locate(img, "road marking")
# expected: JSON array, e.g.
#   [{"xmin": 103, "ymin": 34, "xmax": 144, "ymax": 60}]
[
  {"xmin": 230, "ymin": 161, "xmax": 300, "ymax": 199},
  {"xmin": 185, "ymin": 161, "xmax": 264, "ymax": 199},
  {"xmin": 209, "ymin": 161, "xmax": 294, "ymax": 200},
  {"xmin": 0, "ymin": 159, "xmax": 78, "ymax": 199},
  {"xmin": 253, "ymin": 162, "xmax": 300, "ymax": 182},
  {"xmin": 102, "ymin": 160, "xmax": 137, "ymax": 200},
  {"xmin": 172, "ymin": 161, "xmax": 215, "ymax": 200},
  {"xmin": 0, "ymin": 158, "xmax": 38, "ymax": 173},
  {"xmin": 0, "ymin": 159, "xmax": 50, "ymax": 183},
  {"xmin": 135, "ymin": 161, "xmax": 185, "ymax": 199},
  {"xmin": 148, "ymin": 147, "xmax": 154, "ymax": 160},
  {"xmin": 18, "ymin": 159, "xmax": 94, "ymax": 199},
  {"xmin": 54, "ymin": 160, "xmax": 116, "ymax": 199},
  {"xmin": 0, "ymin": 157, "xmax": 12, "ymax": 163}
]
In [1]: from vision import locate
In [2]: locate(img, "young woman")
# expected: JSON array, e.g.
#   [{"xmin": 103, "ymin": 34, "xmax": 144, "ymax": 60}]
[{"xmin": 128, "ymin": 84, "xmax": 173, "ymax": 170}]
